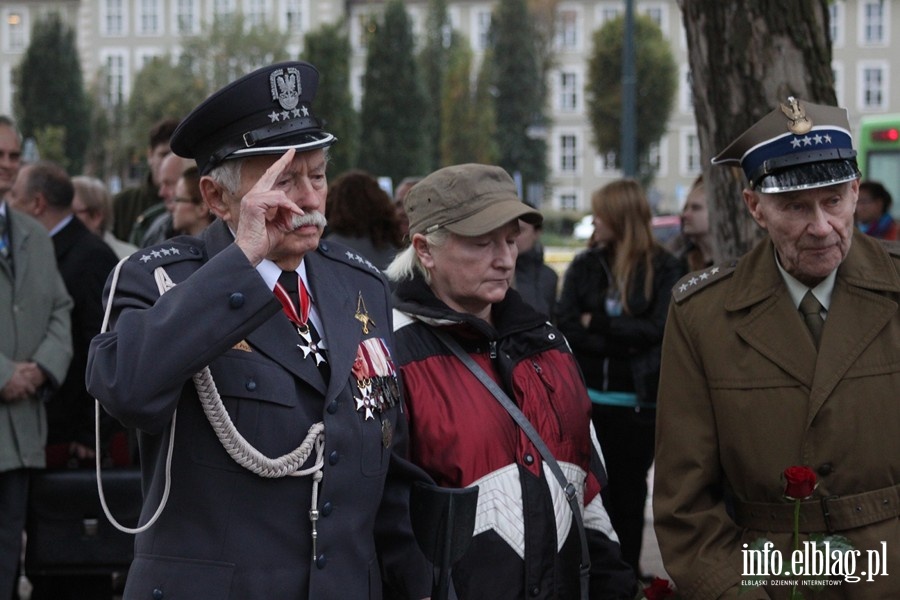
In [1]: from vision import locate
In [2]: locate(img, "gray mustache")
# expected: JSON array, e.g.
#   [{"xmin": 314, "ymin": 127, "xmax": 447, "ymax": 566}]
[{"xmin": 290, "ymin": 212, "xmax": 327, "ymax": 230}]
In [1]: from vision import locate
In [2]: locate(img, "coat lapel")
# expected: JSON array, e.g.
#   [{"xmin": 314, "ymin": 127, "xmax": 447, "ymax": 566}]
[
  {"xmin": 306, "ymin": 252, "xmax": 361, "ymax": 403},
  {"xmin": 806, "ymin": 235, "xmax": 900, "ymax": 424},
  {"xmin": 728, "ymin": 240, "xmax": 817, "ymax": 388},
  {"xmin": 203, "ymin": 220, "xmax": 327, "ymax": 394}
]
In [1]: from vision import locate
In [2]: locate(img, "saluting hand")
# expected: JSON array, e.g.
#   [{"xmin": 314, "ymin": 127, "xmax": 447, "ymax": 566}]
[{"xmin": 234, "ymin": 148, "xmax": 303, "ymax": 266}]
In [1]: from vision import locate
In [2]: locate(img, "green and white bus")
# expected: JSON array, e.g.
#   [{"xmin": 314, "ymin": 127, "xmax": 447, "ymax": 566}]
[{"xmin": 857, "ymin": 114, "xmax": 900, "ymax": 217}]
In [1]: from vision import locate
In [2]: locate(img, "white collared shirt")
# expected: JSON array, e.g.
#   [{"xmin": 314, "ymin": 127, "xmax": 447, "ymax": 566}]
[{"xmin": 257, "ymin": 258, "xmax": 326, "ymax": 345}]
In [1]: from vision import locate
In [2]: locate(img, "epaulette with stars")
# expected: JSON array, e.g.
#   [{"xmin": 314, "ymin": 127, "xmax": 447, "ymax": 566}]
[
  {"xmin": 131, "ymin": 241, "xmax": 203, "ymax": 270},
  {"xmin": 316, "ymin": 240, "xmax": 383, "ymax": 278},
  {"xmin": 672, "ymin": 261, "xmax": 738, "ymax": 304}
]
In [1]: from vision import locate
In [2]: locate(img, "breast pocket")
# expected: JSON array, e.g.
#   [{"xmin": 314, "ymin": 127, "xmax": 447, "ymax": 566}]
[{"xmin": 187, "ymin": 353, "xmax": 314, "ymax": 473}]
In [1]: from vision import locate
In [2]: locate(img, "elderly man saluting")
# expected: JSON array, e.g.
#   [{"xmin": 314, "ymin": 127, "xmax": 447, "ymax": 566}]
[
  {"xmin": 87, "ymin": 62, "xmax": 430, "ymax": 600},
  {"xmin": 654, "ymin": 97, "xmax": 900, "ymax": 599}
]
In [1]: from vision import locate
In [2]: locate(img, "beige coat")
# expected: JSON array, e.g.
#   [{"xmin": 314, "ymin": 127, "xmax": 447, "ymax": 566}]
[{"xmin": 654, "ymin": 232, "xmax": 900, "ymax": 599}]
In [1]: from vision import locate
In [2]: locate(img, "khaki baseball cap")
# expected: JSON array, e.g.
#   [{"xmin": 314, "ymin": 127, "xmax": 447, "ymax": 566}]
[{"xmin": 404, "ymin": 164, "xmax": 543, "ymax": 237}]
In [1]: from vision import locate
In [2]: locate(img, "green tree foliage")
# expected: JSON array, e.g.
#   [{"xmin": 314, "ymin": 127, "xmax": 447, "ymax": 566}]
[
  {"xmin": 13, "ymin": 12, "xmax": 90, "ymax": 172},
  {"xmin": 418, "ymin": 0, "xmax": 456, "ymax": 171},
  {"xmin": 487, "ymin": 0, "xmax": 548, "ymax": 204},
  {"xmin": 127, "ymin": 57, "xmax": 207, "ymax": 151},
  {"xmin": 358, "ymin": 0, "xmax": 430, "ymax": 186},
  {"xmin": 441, "ymin": 43, "xmax": 497, "ymax": 165},
  {"xmin": 179, "ymin": 13, "xmax": 290, "ymax": 92},
  {"xmin": 303, "ymin": 21, "xmax": 359, "ymax": 177},
  {"xmin": 586, "ymin": 14, "xmax": 677, "ymax": 185}
]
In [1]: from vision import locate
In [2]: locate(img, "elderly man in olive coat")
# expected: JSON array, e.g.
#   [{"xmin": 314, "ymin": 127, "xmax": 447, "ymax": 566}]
[{"xmin": 654, "ymin": 98, "xmax": 900, "ymax": 599}]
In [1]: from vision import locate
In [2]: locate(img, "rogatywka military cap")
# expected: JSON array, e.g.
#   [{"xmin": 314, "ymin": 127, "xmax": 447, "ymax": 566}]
[
  {"xmin": 404, "ymin": 164, "xmax": 543, "ymax": 237},
  {"xmin": 712, "ymin": 97, "xmax": 860, "ymax": 194},
  {"xmin": 170, "ymin": 61, "xmax": 336, "ymax": 175}
]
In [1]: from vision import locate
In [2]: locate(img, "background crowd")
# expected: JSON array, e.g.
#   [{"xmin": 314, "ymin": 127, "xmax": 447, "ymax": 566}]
[{"xmin": 1, "ymin": 74, "xmax": 899, "ymax": 600}]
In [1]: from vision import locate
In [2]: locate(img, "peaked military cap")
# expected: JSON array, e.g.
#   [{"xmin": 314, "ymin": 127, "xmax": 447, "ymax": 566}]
[
  {"xmin": 712, "ymin": 97, "xmax": 860, "ymax": 193},
  {"xmin": 171, "ymin": 61, "xmax": 336, "ymax": 175}
]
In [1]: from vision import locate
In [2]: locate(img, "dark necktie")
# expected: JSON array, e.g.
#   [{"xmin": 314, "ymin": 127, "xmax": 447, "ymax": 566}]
[
  {"xmin": 0, "ymin": 212, "xmax": 10, "ymax": 264},
  {"xmin": 275, "ymin": 270, "xmax": 328, "ymax": 368},
  {"xmin": 799, "ymin": 291, "xmax": 824, "ymax": 348}
]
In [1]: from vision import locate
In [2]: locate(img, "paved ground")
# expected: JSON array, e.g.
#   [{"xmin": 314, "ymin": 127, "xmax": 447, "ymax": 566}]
[{"xmin": 639, "ymin": 464, "xmax": 670, "ymax": 582}]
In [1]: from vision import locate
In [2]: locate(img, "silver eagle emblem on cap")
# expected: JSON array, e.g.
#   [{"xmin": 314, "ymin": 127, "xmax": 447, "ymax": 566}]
[
  {"xmin": 780, "ymin": 96, "xmax": 813, "ymax": 135},
  {"xmin": 270, "ymin": 67, "xmax": 301, "ymax": 111}
]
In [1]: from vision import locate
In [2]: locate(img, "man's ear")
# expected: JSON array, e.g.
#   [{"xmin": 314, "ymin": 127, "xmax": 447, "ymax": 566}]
[
  {"xmin": 412, "ymin": 233, "xmax": 435, "ymax": 269},
  {"xmin": 201, "ymin": 177, "xmax": 230, "ymax": 221},
  {"xmin": 743, "ymin": 189, "xmax": 766, "ymax": 230}
]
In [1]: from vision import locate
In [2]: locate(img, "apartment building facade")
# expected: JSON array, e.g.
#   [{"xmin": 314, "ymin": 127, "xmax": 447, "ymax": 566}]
[{"xmin": 0, "ymin": 0, "xmax": 896, "ymax": 213}]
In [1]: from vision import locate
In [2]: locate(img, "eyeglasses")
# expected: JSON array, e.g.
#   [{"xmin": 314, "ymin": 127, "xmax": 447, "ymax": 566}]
[{"xmin": 174, "ymin": 196, "xmax": 199, "ymax": 204}]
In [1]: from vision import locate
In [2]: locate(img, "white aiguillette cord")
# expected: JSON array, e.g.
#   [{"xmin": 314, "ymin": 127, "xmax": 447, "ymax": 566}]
[{"xmin": 95, "ymin": 257, "xmax": 325, "ymax": 535}]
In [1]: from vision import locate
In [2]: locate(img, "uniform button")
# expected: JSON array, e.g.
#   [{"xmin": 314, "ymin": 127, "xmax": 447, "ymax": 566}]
[
  {"xmin": 529, "ymin": 585, "xmax": 540, "ymax": 596},
  {"xmin": 326, "ymin": 400, "xmax": 338, "ymax": 414},
  {"xmin": 229, "ymin": 292, "xmax": 245, "ymax": 308},
  {"xmin": 152, "ymin": 589, "xmax": 164, "ymax": 600},
  {"xmin": 316, "ymin": 554, "xmax": 327, "ymax": 569},
  {"xmin": 817, "ymin": 463, "xmax": 834, "ymax": 476},
  {"xmin": 245, "ymin": 379, "xmax": 257, "ymax": 392},
  {"xmin": 523, "ymin": 454, "xmax": 534, "ymax": 465},
  {"xmin": 329, "ymin": 450, "xmax": 339, "ymax": 465},
  {"xmin": 322, "ymin": 501, "xmax": 333, "ymax": 516}
]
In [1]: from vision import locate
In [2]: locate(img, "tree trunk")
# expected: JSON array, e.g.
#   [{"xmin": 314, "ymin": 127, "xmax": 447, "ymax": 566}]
[{"xmin": 678, "ymin": 0, "xmax": 835, "ymax": 261}]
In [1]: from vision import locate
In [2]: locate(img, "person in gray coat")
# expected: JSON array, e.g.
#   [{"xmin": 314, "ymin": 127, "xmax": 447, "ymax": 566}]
[
  {"xmin": 86, "ymin": 63, "xmax": 429, "ymax": 600},
  {"xmin": 0, "ymin": 116, "xmax": 73, "ymax": 600}
]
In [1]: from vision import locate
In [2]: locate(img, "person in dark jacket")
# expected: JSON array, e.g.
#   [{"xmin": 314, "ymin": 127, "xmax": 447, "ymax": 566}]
[
  {"xmin": 513, "ymin": 217, "xmax": 558, "ymax": 321},
  {"xmin": 386, "ymin": 163, "xmax": 636, "ymax": 600},
  {"xmin": 557, "ymin": 179, "xmax": 684, "ymax": 579}
]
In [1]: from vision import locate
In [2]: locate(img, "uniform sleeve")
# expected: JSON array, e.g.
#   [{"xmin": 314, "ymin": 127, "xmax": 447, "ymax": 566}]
[
  {"xmin": 653, "ymin": 302, "xmax": 770, "ymax": 600},
  {"xmin": 86, "ymin": 244, "xmax": 280, "ymax": 434}
]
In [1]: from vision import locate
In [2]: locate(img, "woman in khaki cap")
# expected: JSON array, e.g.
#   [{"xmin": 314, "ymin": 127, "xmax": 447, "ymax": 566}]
[{"xmin": 386, "ymin": 163, "xmax": 636, "ymax": 600}]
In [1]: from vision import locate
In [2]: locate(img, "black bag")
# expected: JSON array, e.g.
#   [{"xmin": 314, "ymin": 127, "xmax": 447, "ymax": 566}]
[{"xmin": 25, "ymin": 468, "xmax": 142, "ymax": 576}]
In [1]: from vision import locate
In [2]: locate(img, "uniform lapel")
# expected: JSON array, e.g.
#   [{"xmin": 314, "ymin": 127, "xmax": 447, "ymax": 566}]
[
  {"xmin": 806, "ymin": 236, "xmax": 900, "ymax": 425},
  {"xmin": 204, "ymin": 220, "xmax": 327, "ymax": 394},
  {"xmin": 306, "ymin": 252, "xmax": 360, "ymax": 403},
  {"xmin": 729, "ymin": 240, "xmax": 817, "ymax": 388}
]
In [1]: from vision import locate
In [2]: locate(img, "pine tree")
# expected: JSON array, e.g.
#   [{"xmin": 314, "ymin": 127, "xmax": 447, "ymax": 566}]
[
  {"xmin": 418, "ymin": 0, "xmax": 455, "ymax": 171},
  {"xmin": 303, "ymin": 22, "xmax": 359, "ymax": 177},
  {"xmin": 487, "ymin": 0, "xmax": 548, "ymax": 204},
  {"xmin": 358, "ymin": 0, "xmax": 430, "ymax": 187},
  {"xmin": 14, "ymin": 12, "xmax": 90, "ymax": 172}
]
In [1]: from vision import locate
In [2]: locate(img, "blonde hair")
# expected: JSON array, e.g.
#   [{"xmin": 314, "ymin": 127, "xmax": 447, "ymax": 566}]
[
  {"xmin": 72, "ymin": 176, "xmax": 113, "ymax": 232},
  {"xmin": 384, "ymin": 229, "xmax": 451, "ymax": 285},
  {"xmin": 591, "ymin": 179, "xmax": 658, "ymax": 314}
]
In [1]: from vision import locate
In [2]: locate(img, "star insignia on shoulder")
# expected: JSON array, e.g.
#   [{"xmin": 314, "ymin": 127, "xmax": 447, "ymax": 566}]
[{"xmin": 672, "ymin": 262, "xmax": 736, "ymax": 304}]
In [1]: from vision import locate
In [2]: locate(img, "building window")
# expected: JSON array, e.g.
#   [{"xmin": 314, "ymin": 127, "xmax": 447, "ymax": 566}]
[
  {"xmin": 647, "ymin": 140, "xmax": 662, "ymax": 173},
  {"xmin": 832, "ymin": 62, "xmax": 844, "ymax": 107},
  {"xmin": 559, "ymin": 72, "xmax": 578, "ymax": 112},
  {"xmin": 560, "ymin": 134, "xmax": 578, "ymax": 173},
  {"xmin": 284, "ymin": 0, "xmax": 304, "ymax": 34},
  {"xmin": 246, "ymin": 0, "xmax": 268, "ymax": 28},
  {"xmin": 859, "ymin": 64, "xmax": 887, "ymax": 110},
  {"xmin": 641, "ymin": 4, "xmax": 667, "ymax": 30},
  {"xmin": 597, "ymin": 4, "xmax": 620, "ymax": 26},
  {"xmin": 176, "ymin": 0, "xmax": 198, "ymax": 34},
  {"xmin": 354, "ymin": 13, "xmax": 376, "ymax": 51},
  {"xmin": 473, "ymin": 9, "xmax": 491, "ymax": 51},
  {"xmin": 597, "ymin": 150, "xmax": 618, "ymax": 174},
  {"xmin": 680, "ymin": 130, "xmax": 701, "ymax": 175},
  {"xmin": 213, "ymin": 0, "xmax": 236, "ymax": 22},
  {"xmin": 861, "ymin": 0, "xmax": 886, "ymax": 45},
  {"xmin": 555, "ymin": 9, "xmax": 578, "ymax": 51},
  {"xmin": 139, "ymin": 0, "xmax": 160, "ymax": 35},
  {"xmin": 104, "ymin": 53, "xmax": 127, "ymax": 106},
  {"xmin": 679, "ymin": 65, "xmax": 693, "ymax": 114},
  {"xmin": 103, "ymin": 0, "xmax": 125, "ymax": 35},
  {"xmin": 829, "ymin": 1, "xmax": 844, "ymax": 47},
  {"xmin": 559, "ymin": 193, "xmax": 578, "ymax": 211},
  {"xmin": 4, "ymin": 11, "xmax": 26, "ymax": 51}
]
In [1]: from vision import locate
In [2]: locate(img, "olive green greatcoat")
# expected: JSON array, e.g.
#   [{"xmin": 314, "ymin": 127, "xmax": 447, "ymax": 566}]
[{"xmin": 654, "ymin": 232, "xmax": 900, "ymax": 600}]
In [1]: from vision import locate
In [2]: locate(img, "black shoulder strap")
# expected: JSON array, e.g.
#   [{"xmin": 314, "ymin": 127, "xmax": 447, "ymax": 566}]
[{"xmin": 431, "ymin": 328, "xmax": 591, "ymax": 600}]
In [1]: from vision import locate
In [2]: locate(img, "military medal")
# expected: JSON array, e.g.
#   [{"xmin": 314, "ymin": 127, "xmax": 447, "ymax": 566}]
[
  {"xmin": 275, "ymin": 271, "xmax": 327, "ymax": 366},
  {"xmin": 351, "ymin": 338, "xmax": 399, "ymax": 421},
  {"xmin": 354, "ymin": 292, "xmax": 375, "ymax": 334}
]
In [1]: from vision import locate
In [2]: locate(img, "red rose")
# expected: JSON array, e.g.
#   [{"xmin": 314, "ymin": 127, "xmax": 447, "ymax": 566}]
[
  {"xmin": 783, "ymin": 466, "xmax": 817, "ymax": 500},
  {"xmin": 643, "ymin": 577, "xmax": 675, "ymax": 600}
]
